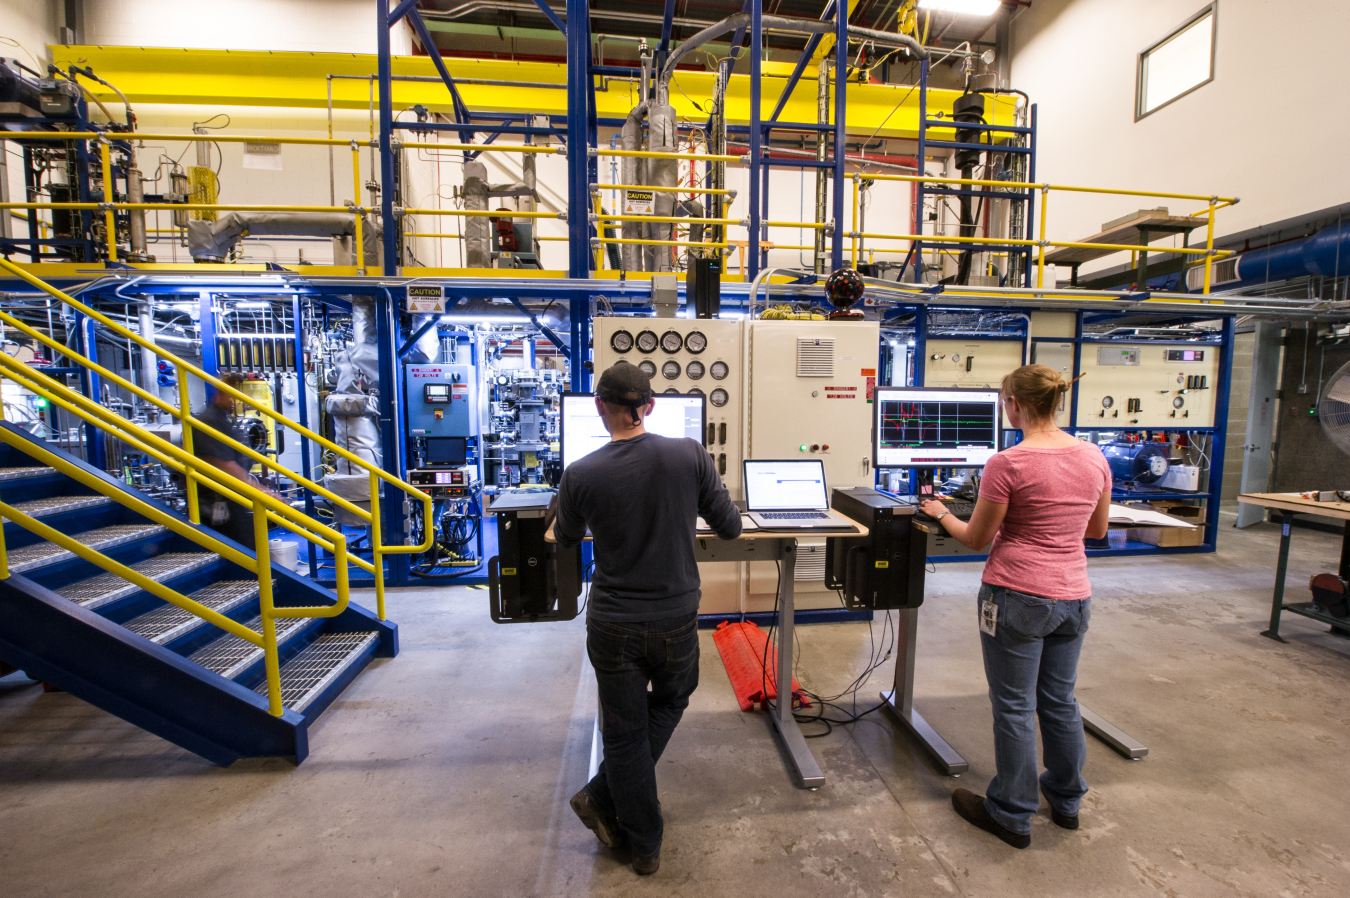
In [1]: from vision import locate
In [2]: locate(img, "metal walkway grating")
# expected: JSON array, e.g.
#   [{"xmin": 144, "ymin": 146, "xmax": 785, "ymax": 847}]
[
  {"xmin": 57, "ymin": 552, "xmax": 219, "ymax": 609},
  {"xmin": 123, "ymin": 579, "xmax": 263, "ymax": 644},
  {"xmin": 0, "ymin": 466, "xmax": 56, "ymax": 481},
  {"xmin": 260, "ymin": 632, "xmax": 379, "ymax": 711},
  {"xmin": 7, "ymin": 524, "xmax": 169, "ymax": 574},
  {"xmin": 189, "ymin": 615, "xmax": 309, "ymax": 680},
  {"xmin": 3, "ymin": 495, "xmax": 113, "ymax": 520}
]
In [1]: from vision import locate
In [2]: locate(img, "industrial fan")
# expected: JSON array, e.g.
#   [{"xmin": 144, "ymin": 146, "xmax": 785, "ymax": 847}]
[{"xmin": 1319, "ymin": 360, "xmax": 1350, "ymax": 457}]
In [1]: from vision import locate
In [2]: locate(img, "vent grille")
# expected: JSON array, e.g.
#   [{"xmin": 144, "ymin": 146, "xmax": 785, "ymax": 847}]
[
  {"xmin": 794, "ymin": 543, "xmax": 828, "ymax": 581},
  {"xmin": 796, "ymin": 337, "xmax": 835, "ymax": 377},
  {"xmin": 1186, "ymin": 256, "xmax": 1240, "ymax": 290}
]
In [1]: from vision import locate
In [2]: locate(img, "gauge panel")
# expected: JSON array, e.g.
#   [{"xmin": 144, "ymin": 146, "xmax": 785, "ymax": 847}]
[
  {"xmin": 610, "ymin": 329, "xmax": 634, "ymax": 353},
  {"xmin": 661, "ymin": 360, "xmax": 681, "ymax": 380},
  {"xmin": 636, "ymin": 330, "xmax": 659, "ymax": 353},
  {"xmin": 710, "ymin": 360, "xmax": 730, "ymax": 380},
  {"xmin": 684, "ymin": 331, "xmax": 707, "ymax": 354},
  {"xmin": 660, "ymin": 330, "xmax": 684, "ymax": 353},
  {"xmin": 685, "ymin": 360, "xmax": 705, "ymax": 380}
]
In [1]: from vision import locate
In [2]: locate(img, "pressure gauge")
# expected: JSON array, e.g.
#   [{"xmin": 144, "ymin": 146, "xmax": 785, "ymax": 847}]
[
  {"xmin": 638, "ymin": 360, "xmax": 657, "ymax": 378},
  {"xmin": 687, "ymin": 387, "xmax": 704, "ymax": 397},
  {"xmin": 684, "ymin": 330, "xmax": 708, "ymax": 354},
  {"xmin": 710, "ymin": 360, "xmax": 730, "ymax": 380},
  {"xmin": 1173, "ymin": 396, "xmax": 1185, "ymax": 408},
  {"xmin": 710, "ymin": 387, "xmax": 729, "ymax": 408},
  {"xmin": 636, "ymin": 330, "xmax": 659, "ymax": 353},
  {"xmin": 662, "ymin": 360, "xmax": 681, "ymax": 380},
  {"xmin": 610, "ymin": 329, "xmax": 634, "ymax": 353},
  {"xmin": 661, "ymin": 330, "xmax": 684, "ymax": 353},
  {"xmin": 686, "ymin": 360, "xmax": 705, "ymax": 380},
  {"xmin": 952, "ymin": 353, "xmax": 961, "ymax": 363},
  {"xmin": 663, "ymin": 387, "xmax": 680, "ymax": 394},
  {"xmin": 1101, "ymin": 396, "xmax": 1114, "ymax": 409}
]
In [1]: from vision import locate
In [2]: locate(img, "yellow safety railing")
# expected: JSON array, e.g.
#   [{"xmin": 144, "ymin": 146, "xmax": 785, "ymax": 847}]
[
  {"xmin": 0, "ymin": 367, "xmax": 354, "ymax": 717},
  {"xmin": 854, "ymin": 172, "xmax": 1238, "ymax": 294},
  {"xmin": 0, "ymin": 258, "xmax": 433, "ymax": 620}
]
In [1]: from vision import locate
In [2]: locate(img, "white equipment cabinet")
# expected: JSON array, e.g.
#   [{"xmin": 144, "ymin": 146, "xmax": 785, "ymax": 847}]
[
  {"xmin": 1074, "ymin": 343, "xmax": 1220, "ymax": 428},
  {"xmin": 745, "ymin": 320, "xmax": 880, "ymax": 611}
]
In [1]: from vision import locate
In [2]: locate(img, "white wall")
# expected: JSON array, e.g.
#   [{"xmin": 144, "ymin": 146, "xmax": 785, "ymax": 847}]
[
  {"xmin": 1010, "ymin": 0, "xmax": 1350, "ymax": 271},
  {"xmin": 0, "ymin": 0, "xmax": 59, "ymax": 68},
  {"xmin": 83, "ymin": 0, "xmax": 411, "ymax": 54}
]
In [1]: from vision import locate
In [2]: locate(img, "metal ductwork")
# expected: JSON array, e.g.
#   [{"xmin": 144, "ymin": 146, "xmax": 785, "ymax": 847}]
[{"xmin": 187, "ymin": 212, "xmax": 380, "ymax": 264}]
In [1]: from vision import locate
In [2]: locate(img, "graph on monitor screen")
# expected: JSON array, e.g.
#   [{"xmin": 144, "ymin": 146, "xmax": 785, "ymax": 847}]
[{"xmin": 874, "ymin": 388, "xmax": 1000, "ymax": 468}]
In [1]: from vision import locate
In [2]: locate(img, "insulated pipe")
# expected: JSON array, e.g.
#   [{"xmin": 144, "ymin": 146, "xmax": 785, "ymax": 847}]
[
  {"xmin": 1233, "ymin": 222, "xmax": 1350, "ymax": 287},
  {"xmin": 619, "ymin": 106, "xmax": 647, "ymax": 270},
  {"xmin": 138, "ymin": 303, "xmax": 159, "ymax": 410},
  {"xmin": 646, "ymin": 104, "xmax": 680, "ymax": 271}
]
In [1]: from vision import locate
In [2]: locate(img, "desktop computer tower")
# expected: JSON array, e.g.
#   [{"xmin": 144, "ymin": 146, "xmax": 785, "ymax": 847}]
[
  {"xmin": 687, "ymin": 256, "xmax": 722, "ymax": 318},
  {"xmin": 827, "ymin": 487, "xmax": 928, "ymax": 610}
]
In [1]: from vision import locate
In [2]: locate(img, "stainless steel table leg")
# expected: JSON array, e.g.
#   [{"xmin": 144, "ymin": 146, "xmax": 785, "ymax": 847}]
[
  {"xmin": 880, "ymin": 607, "xmax": 969, "ymax": 775},
  {"xmin": 767, "ymin": 538, "xmax": 825, "ymax": 790},
  {"xmin": 1080, "ymin": 703, "xmax": 1148, "ymax": 759}
]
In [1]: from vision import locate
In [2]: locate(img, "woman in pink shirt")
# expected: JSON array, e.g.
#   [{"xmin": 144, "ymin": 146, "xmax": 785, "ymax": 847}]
[{"xmin": 920, "ymin": 364, "xmax": 1112, "ymax": 850}]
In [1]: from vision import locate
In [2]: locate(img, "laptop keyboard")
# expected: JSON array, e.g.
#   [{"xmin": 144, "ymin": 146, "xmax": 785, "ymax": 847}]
[{"xmin": 759, "ymin": 511, "xmax": 829, "ymax": 520}]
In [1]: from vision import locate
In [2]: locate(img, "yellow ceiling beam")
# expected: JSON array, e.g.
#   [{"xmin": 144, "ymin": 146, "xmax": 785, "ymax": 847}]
[
  {"xmin": 810, "ymin": 0, "xmax": 865, "ymax": 66},
  {"xmin": 49, "ymin": 45, "xmax": 1017, "ymax": 141}
]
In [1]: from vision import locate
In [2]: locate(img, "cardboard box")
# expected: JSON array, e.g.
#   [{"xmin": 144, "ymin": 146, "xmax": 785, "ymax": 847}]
[{"xmin": 1126, "ymin": 500, "xmax": 1204, "ymax": 547}]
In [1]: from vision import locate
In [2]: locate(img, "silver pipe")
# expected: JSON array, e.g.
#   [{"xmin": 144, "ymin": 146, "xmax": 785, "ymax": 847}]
[{"xmin": 813, "ymin": 59, "xmax": 830, "ymax": 275}]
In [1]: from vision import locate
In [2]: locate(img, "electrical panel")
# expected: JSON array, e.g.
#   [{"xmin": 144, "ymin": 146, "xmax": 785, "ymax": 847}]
[
  {"xmin": 1030, "ymin": 340, "xmax": 1075, "ymax": 427},
  {"xmin": 406, "ymin": 363, "xmax": 477, "ymax": 437},
  {"xmin": 592, "ymin": 316, "xmax": 745, "ymax": 498},
  {"xmin": 1074, "ymin": 343, "xmax": 1220, "ymax": 428},
  {"xmin": 746, "ymin": 320, "xmax": 879, "ymax": 611},
  {"xmin": 924, "ymin": 339, "xmax": 1024, "ymax": 390}
]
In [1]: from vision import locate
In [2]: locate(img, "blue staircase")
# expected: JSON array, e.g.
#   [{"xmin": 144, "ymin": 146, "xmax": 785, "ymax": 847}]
[{"xmin": 0, "ymin": 421, "xmax": 397, "ymax": 764}]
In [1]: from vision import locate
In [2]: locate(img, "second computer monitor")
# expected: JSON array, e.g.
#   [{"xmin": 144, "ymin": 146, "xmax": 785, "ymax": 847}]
[
  {"xmin": 559, "ymin": 393, "xmax": 707, "ymax": 469},
  {"xmin": 873, "ymin": 386, "xmax": 1002, "ymax": 468}
]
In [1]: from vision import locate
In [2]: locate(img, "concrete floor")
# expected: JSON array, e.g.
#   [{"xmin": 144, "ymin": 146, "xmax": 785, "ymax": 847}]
[{"xmin": 3, "ymin": 516, "xmax": 1350, "ymax": 897}]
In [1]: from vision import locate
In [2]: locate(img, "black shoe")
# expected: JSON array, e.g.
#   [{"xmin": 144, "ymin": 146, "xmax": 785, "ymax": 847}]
[
  {"xmin": 1048, "ymin": 807, "xmax": 1079, "ymax": 830},
  {"xmin": 570, "ymin": 789, "xmax": 625, "ymax": 849},
  {"xmin": 951, "ymin": 788, "xmax": 1030, "ymax": 849},
  {"xmin": 632, "ymin": 849, "xmax": 660, "ymax": 876}
]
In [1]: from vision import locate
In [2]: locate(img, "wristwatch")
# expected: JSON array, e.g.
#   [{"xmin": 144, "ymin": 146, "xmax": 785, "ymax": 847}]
[{"xmin": 935, "ymin": 511, "xmax": 950, "ymax": 522}]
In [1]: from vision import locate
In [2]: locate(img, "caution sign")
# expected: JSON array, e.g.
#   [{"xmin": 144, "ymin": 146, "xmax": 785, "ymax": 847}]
[
  {"xmin": 406, "ymin": 284, "xmax": 446, "ymax": 313},
  {"xmin": 624, "ymin": 189, "xmax": 654, "ymax": 214}
]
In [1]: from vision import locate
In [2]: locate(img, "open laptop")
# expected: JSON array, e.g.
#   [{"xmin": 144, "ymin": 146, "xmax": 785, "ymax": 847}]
[{"xmin": 742, "ymin": 459, "xmax": 857, "ymax": 532}]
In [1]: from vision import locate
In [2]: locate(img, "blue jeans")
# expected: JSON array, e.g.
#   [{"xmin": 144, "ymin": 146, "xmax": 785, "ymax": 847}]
[
  {"xmin": 978, "ymin": 583, "xmax": 1091, "ymax": 835},
  {"xmin": 584, "ymin": 612, "xmax": 700, "ymax": 858}
]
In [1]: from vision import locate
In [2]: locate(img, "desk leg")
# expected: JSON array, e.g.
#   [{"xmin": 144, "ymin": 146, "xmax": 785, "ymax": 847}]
[
  {"xmin": 1341, "ymin": 521, "xmax": 1350, "ymax": 581},
  {"xmin": 767, "ymin": 539, "xmax": 826, "ymax": 790},
  {"xmin": 1080, "ymin": 703, "xmax": 1148, "ymax": 760},
  {"xmin": 879, "ymin": 607, "xmax": 969, "ymax": 776},
  {"xmin": 1261, "ymin": 512, "xmax": 1294, "ymax": 642}
]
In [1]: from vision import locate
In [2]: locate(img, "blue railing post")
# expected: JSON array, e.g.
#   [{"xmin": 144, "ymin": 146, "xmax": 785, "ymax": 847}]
[
  {"xmin": 748, "ymin": 0, "xmax": 763, "ymax": 280},
  {"xmin": 377, "ymin": 0, "xmax": 398, "ymax": 276},
  {"xmin": 830, "ymin": 0, "xmax": 847, "ymax": 272}
]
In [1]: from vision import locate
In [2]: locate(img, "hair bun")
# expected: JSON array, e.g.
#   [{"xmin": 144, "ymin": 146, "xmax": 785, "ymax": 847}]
[{"xmin": 1056, "ymin": 381, "xmax": 1070, "ymax": 393}]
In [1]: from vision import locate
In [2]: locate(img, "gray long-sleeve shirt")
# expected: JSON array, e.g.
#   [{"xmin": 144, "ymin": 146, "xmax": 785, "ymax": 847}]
[{"xmin": 555, "ymin": 433, "xmax": 742, "ymax": 622}]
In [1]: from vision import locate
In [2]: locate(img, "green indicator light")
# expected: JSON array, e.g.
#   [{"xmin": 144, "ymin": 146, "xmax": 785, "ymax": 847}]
[
  {"xmin": 799, "ymin": 444, "xmax": 808, "ymax": 451},
  {"xmin": 34, "ymin": 397, "xmax": 48, "ymax": 409}
]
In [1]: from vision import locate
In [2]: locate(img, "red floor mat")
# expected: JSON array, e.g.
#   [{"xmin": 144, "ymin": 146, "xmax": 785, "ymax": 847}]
[{"xmin": 712, "ymin": 620, "xmax": 809, "ymax": 712}]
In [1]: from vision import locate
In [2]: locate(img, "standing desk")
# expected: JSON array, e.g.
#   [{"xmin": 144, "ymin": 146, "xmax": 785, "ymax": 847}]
[
  {"xmin": 1237, "ymin": 492, "xmax": 1350, "ymax": 641},
  {"xmin": 545, "ymin": 520, "xmax": 868, "ymax": 791}
]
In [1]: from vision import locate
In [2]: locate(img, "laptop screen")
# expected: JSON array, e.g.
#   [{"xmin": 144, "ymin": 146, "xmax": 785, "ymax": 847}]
[{"xmin": 743, "ymin": 460, "xmax": 829, "ymax": 511}]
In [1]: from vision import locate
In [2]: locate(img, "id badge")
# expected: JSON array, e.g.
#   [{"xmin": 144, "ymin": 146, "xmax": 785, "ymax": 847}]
[{"xmin": 980, "ymin": 599, "xmax": 998, "ymax": 637}]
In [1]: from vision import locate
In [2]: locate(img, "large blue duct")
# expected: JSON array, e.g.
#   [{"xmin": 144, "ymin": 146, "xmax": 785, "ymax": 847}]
[{"xmin": 1234, "ymin": 221, "xmax": 1350, "ymax": 285}]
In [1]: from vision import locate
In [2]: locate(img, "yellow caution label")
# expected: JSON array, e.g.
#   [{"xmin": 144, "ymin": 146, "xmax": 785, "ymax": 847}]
[
  {"xmin": 874, "ymin": 560, "xmax": 890, "ymax": 569},
  {"xmin": 502, "ymin": 567, "xmax": 517, "ymax": 576}
]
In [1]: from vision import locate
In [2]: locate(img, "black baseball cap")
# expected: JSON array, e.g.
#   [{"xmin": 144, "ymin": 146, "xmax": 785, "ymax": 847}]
[{"xmin": 596, "ymin": 362, "xmax": 653, "ymax": 424}]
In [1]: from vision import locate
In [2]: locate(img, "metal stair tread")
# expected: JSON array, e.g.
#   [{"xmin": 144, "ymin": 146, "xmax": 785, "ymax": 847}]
[
  {"xmin": 7, "ymin": 524, "xmax": 170, "ymax": 574},
  {"xmin": 258, "ymin": 631, "xmax": 380, "ymax": 711},
  {"xmin": 56, "ymin": 551, "xmax": 219, "ymax": 608},
  {"xmin": 0, "ymin": 466, "xmax": 57, "ymax": 481},
  {"xmin": 3, "ymin": 495, "xmax": 114, "ymax": 520},
  {"xmin": 123, "ymin": 579, "xmax": 264, "ymax": 644},
  {"xmin": 189, "ymin": 614, "xmax": 311, "ymax": 679}
]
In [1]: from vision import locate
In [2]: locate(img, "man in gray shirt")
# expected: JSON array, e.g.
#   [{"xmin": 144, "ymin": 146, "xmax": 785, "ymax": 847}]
[{"xmin": 558, "ymin": 362, "xmax": 740, "ymax": 876}]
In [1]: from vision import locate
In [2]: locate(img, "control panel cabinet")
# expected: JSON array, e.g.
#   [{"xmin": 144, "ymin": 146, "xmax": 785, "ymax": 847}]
[
  {"xmin": 827, "ymin": 488, "xmax": 928, "ymax": 610},
  {"xmin": 923, "ymin": 338, "xmax": 1025, "ymax": 391},
  {"xmin": 1074, "ymin": 344, "xmax": 1220, "ymax": 428},
  {"xmin": 406, "ymin": 363, "xmax": 477, "ymax": 437}
]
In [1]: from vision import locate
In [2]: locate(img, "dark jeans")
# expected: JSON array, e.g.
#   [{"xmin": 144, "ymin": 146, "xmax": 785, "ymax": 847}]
[
  {"xmin": 584, "ymin": 612, "xmax": 700, "ymax": 858},
  {"xmin": 200, "ymin": 486, "xmax": 256, "ymax": 551},
  {"xmin": 978, "ymin": 583, "xmax": 1091, "ymax": 835}
]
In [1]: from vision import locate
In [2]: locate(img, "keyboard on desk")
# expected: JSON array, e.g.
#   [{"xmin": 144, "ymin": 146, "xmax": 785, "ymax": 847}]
[
  {"xmin": 916, "ymin": 499, "xmax": 976, "ymax": 522},
  {"xmin": 757, "ymin": 511, "xmax": 830, "ymax": 520}
]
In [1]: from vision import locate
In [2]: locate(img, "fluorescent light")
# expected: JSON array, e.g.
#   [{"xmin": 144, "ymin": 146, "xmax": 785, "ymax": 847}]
[
  {"xmin": 439, "ymin": 314, "xmax": 531, "ymax": 325},
  {"xmin": 234, "ymin": 301, "xmax": 273, "ymax": 309},
  {"xmin": 918, "ymin": 0, "xmax": 1002, "ymax": 15}
]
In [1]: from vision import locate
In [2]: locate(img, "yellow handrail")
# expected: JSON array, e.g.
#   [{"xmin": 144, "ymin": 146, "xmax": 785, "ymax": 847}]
[
  {"xmin": 591, "ymin": 238, "xmax": 729, "ymax": 248},
  {"xmin": 0, "ymin": 258, "xmax": 434, "ymax": 621}
]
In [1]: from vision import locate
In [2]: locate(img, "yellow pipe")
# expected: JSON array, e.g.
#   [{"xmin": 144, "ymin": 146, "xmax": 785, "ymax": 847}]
[
  {"xmin": 399, "ymin": 141, "xmax": 560, "ymax": 153},
  {"xmin": 765, "ymin": 220, "xmax": 828, "ymax": 231},
  {"xmin": 1203, "ymin": 202, "xmax": 1216, "ymax": 295},
  {"xmin": 1037, "ymin": 187, "xmax": 1049, "ymax": 288},
  {"xmin": 601, "ymin": 214, "xmax": 738, "ymax": 225},
  {"xmin": 0, "ymin": 258, "xmax": 433, "ymax": 556},
  {"xmin": 595, "ymin": 149, "xmax": 740, "ymax": 162},
  {"xmin": 1, "ymin": 132, "xmax": 372, "ymax": 147},
  {"xmin": 352, "ymin": 144, "xmax": 364, "ymax": 274},
  {"xmin": 593, "ymin": 238, "xmax": 729, "ymax": 248},
  {"xmin": 402, "ymin": 208, "xmax": 560, "ymax": 219},
  {"xmin": 98, "ymin": 140, "xmax": 117, "ymax": 263},
  {"xmin": 1, "ymin": 202, "xmax": 360, "ymax": 213},
  {"xmin": 853, "ymin": 231, "xmax": 1233, "ymax": 257},
  {"xmin": 593, "ymin": 184, "xmax": 734, "ymax": 196}
]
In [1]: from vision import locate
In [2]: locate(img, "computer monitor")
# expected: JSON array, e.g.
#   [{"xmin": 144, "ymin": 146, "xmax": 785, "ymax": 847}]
[
  {"xmin": 559, "ymin": 393, "xmax": 707, "ymax": 469},
  {"xmin": 424, "ymin": 436, "xmax": 468, "ymax": 467},
  {"xmin": 743, "ymin": 459, "xmax": 829, "ymax": 511},
  {"xmin": 873, "ymin": 386, "xmax": 1001, "ymax": 468}
]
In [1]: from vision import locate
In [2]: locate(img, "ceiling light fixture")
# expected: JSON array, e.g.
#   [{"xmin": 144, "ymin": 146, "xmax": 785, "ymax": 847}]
[{"xmin": 917, "ymin": 0, "xmax": 1002, "ymax": 15}]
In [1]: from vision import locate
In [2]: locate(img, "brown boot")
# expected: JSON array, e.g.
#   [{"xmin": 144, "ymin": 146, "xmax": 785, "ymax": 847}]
[{"xmin": 951, "ymin": 788, "xmax": 1030, "ymax": 849}]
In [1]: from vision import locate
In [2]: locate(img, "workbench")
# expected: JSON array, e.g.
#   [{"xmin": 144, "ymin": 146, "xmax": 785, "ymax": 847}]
[
  {"xmin": 1237, "ymin": 493, "xmax": 1350, "ymax": 641},
  {"xmin": 1044, "ymin": 210, "xmax": 1203, "ymax": 288},
  {"xmin": 546, "ymin": 520, "xmax": 868, "ymax": 791}
]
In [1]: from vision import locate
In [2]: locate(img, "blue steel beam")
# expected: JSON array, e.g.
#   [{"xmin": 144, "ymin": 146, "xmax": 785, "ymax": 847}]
[
  {"xmin": 531, "ymin": 0, "xmax": 567, "ymax": 36},
  {"xmin": 658, "ymin": 0, "xmax": 676, "ymax": 70},
  {"xmin": 748, "ymin": 0, "xmax": 763, "ymax": 279},
  {"xmin": 292, "ymin": 294, "xmax": 318, "ymax": 580},
  {"xmin": 388, "ymin": 0, "xmax": 421, "ymax": 26},
  {"xmin": 566, "ymin": 0, "xmax": 592, "ymax": 387},
  {"xmin": 831, "ymin": 0, "xmax": 847, "ymax": 271},
  {"xmin": 768, "ymin": 0, "xmax": 836, "ymax": 123},
  {"xmin": 377, "ymin": 0, "xmax": 399, "ymax": 275},
  {"xmin": 405, "ymin": 10, "xmax": 474, "ymax": 144}
]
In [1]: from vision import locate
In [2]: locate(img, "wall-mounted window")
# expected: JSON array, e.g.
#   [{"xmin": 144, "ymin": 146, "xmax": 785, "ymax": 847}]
[{"xmin": 1136, "ymin": 4, "xmax": 1216, "ymax": 120}]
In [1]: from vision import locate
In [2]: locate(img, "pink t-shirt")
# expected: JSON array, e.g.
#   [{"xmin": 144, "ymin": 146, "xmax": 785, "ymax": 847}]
[{"xmin": 978, "ymin": 441, "xmax": 1112, "ymax": 600}]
